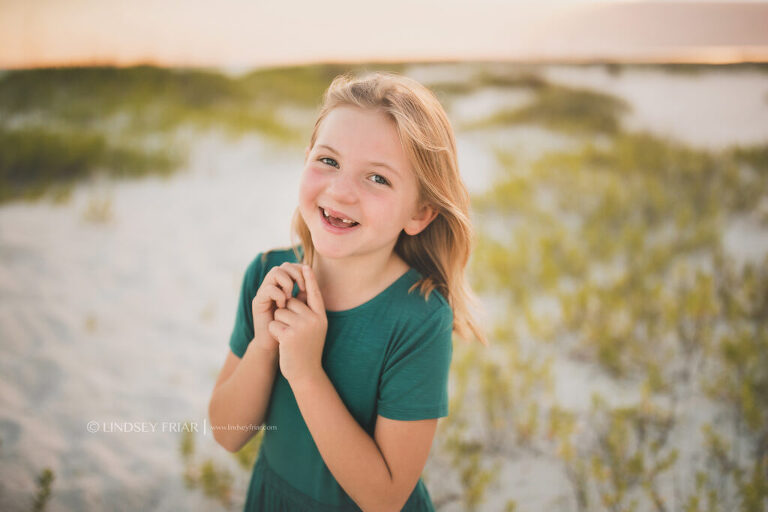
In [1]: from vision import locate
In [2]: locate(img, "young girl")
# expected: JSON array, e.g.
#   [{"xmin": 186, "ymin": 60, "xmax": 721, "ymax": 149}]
[{"xmin": 209, "ymin": 71, "xmax": 486, "ymax": 511}]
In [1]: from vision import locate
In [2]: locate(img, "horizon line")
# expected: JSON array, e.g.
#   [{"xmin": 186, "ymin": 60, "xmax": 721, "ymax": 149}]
[{"xmin": 3, "ymin": 50, "xmax": 768, "ymax": 72}]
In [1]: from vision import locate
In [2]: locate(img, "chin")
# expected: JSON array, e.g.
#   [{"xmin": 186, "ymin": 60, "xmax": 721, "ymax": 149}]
[{"xmin": 309, "ymin": 234, "xmax": 352, "ymax": 258}]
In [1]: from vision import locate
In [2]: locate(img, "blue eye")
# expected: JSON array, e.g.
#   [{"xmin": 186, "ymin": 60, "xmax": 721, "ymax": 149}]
[
  {"xmin": 370, "ymin": 174, "xmax": 389, "ymax": 186},
  {"xmin": 320, "ymin": 157, "xmax": 338, "ymax": 168}
]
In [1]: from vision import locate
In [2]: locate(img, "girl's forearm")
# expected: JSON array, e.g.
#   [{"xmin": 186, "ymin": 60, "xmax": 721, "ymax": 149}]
[
  {"xmin": 209, "ymin": 342, "xmax": 279, "ymax": 452},
  {"xmin": 290, "ymin": 371, "xmax": 396, "ymax": 512}
]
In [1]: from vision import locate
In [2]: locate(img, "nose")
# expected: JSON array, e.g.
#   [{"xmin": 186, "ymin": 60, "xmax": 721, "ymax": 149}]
[{"xmin": 325, "ymin": 170, "xmax": 358, "ymax": 204}]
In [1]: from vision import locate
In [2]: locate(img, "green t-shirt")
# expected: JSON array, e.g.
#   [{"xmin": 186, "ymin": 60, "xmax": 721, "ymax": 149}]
[{"xmin": 228, "ymin": 246, "xmax": 454, "ymax": 511}]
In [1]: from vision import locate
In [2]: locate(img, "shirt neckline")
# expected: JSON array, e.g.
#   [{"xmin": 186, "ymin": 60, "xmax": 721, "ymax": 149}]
[{"xmin": 324, "ymin": 267, "xmax": 419, "ymax": 318}]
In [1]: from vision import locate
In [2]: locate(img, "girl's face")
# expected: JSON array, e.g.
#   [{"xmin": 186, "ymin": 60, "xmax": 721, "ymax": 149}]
[{"xmin": 298, "ymin": 105, "xmax": 435, "ymax": 262}]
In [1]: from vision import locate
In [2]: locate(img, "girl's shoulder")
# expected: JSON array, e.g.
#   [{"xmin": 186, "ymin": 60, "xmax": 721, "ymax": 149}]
[
  {"xmin": 257, "ymin": 244, "xmax": 302, "ymax": 268},
  {"xmin": 386, "ymin": 273, "xmax": 454, "ymax": 349},
  {"xmin": 241, "ymin": 245, "xmax": 302, "ymax": 293},
  {"xmin": 248, "ymin": 245, "xmax": 302, "ymax": 274},
  {"xmin": 397, "ymin": 271, "xmax": 453, "ymax": 326}
]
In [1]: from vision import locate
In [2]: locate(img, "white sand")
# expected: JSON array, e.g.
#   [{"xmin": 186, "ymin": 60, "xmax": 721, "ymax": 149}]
[
  {"xmin": 0, "ymin": 131, "xmax": 304, "ymax": 511},
  {"xmin": 540, "ymin": 64, "xmax": 768, "ymax": 150}
]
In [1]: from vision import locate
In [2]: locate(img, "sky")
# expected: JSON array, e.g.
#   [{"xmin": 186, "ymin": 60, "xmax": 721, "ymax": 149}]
[{"xmin": 1, "ymin": 0, "xmax": 767, "ymax": 69}]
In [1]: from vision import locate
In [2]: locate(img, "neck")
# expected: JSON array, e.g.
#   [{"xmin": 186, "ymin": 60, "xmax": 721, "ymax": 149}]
[{"xmin": 311, "ymin": 245, "xmax": 410, "ymax": 311}]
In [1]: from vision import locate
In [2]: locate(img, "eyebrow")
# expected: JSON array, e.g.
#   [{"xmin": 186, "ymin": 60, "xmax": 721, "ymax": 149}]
[{"xmin": 316, "ymin": 144, "xmax": 401, "ymax": 178}]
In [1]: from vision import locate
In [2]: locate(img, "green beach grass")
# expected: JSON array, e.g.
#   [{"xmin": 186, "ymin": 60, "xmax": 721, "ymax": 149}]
[{"xmin": 0, "ymin": 62, "xmax": 408, "ymax": 206}]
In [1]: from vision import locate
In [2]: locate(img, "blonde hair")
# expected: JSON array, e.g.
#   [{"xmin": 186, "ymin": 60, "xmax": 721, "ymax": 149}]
[{"xmin": 290, "ymin": 71, "xmax": 487, "ymax": 345}]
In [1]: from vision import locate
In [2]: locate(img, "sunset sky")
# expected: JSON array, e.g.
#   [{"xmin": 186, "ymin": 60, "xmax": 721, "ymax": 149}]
[{"xmin": 1, "ymin": 0, "xmax": 767, "ymax": 69}]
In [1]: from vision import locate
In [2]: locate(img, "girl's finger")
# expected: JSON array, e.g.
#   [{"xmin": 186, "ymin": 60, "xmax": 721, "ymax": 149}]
[
  {"xmin": 285, "ymin": 297, "xmax": 310, "ymax": 314},
  {"xmin": 302, "ymin": 265, "xmax": 325, "ymax": 314},
  {"xmin": 267, "ymin": 320, "xmax": 287, "ymax": 340},
  {"xmin": 280, "ymin": 262, "xmax": 306, "ymax": 291},
  {"xmin": 265, "ymin": 285, "xmax": 287, "ymax": 309},
  {"xmin": 259, "ymin": 284, "xmax": 288, "ymax": 308},
  {"xmin": 274, "ymin": 305, "xmax": 300, "ymax": 325},
  {"xmin": 271, "ymin": 269, "xmax": 295, "ymax": 299}
]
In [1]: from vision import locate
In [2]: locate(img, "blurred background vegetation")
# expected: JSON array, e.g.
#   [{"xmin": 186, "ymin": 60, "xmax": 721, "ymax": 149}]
[{"xmin": 3, "ymin": 61, "xmax": 766, "ymax": 511}]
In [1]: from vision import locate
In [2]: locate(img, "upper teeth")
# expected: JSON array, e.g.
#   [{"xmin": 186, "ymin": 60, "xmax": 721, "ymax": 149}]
[{"xmin": 323, "ymin": 208, "xmax": 355, "ymax": 224}]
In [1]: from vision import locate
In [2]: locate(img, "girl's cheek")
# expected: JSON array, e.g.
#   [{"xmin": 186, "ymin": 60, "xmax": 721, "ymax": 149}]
[
  {"xmin": 298, "ymin": 168, "xmax": 325, "ymax": 201},
  {"xmin": 302, "ymin": 166, "xmax": 326, "ymax": 184}
]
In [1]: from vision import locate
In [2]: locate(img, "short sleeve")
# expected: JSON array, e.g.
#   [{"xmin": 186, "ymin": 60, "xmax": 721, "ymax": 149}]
[
  {"xmin": 376, "ymin": 305, "xmax": 454, "ymax": 421},
  {"xmin": 228, "ymin": 253, "xmax": 265, "ymax": 358}
]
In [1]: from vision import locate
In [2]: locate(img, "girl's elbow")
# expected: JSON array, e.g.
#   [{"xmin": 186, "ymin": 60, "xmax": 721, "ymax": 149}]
[
  {"xmin": 360, "ymin": 485, "xmax": 408, "ymax": 512},
  {"xmin": 208, "ymin": 419, "xmax": 233, "ymax": 451},
  {"xmin": 383, "ymin": 495, "xmax": 409, "ymax": 512},
  {"xmin": 219, "ymin": 437, "xmax": 242, "ymax": 453},
  {"xmin": 211, "ymin": 427, "xmax": 245, "ymax": 453}
]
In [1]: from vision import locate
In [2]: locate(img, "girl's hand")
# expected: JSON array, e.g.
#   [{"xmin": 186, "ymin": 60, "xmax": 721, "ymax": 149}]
[
  {"xmin": 252, "ymin": 262, "xmax": 307, "ymax": 355},
  {"xmin": 268, "ymin": 265, "xmax": 328, "ymax": 386}
]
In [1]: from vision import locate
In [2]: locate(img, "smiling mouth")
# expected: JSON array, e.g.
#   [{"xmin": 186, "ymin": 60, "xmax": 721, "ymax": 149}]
[{"xmin": 319, "ymin": 207, "xmax": 360, "ymax": 229}]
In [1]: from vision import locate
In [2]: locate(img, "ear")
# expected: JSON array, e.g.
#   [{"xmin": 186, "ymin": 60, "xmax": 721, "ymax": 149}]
[
  {"xmin": 304, "ymin": 146, "xmax": 310, "ymax": 162},
  {"xmin": 404, "ymin": 203, "xmax": 438, "ymax": 236}
]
